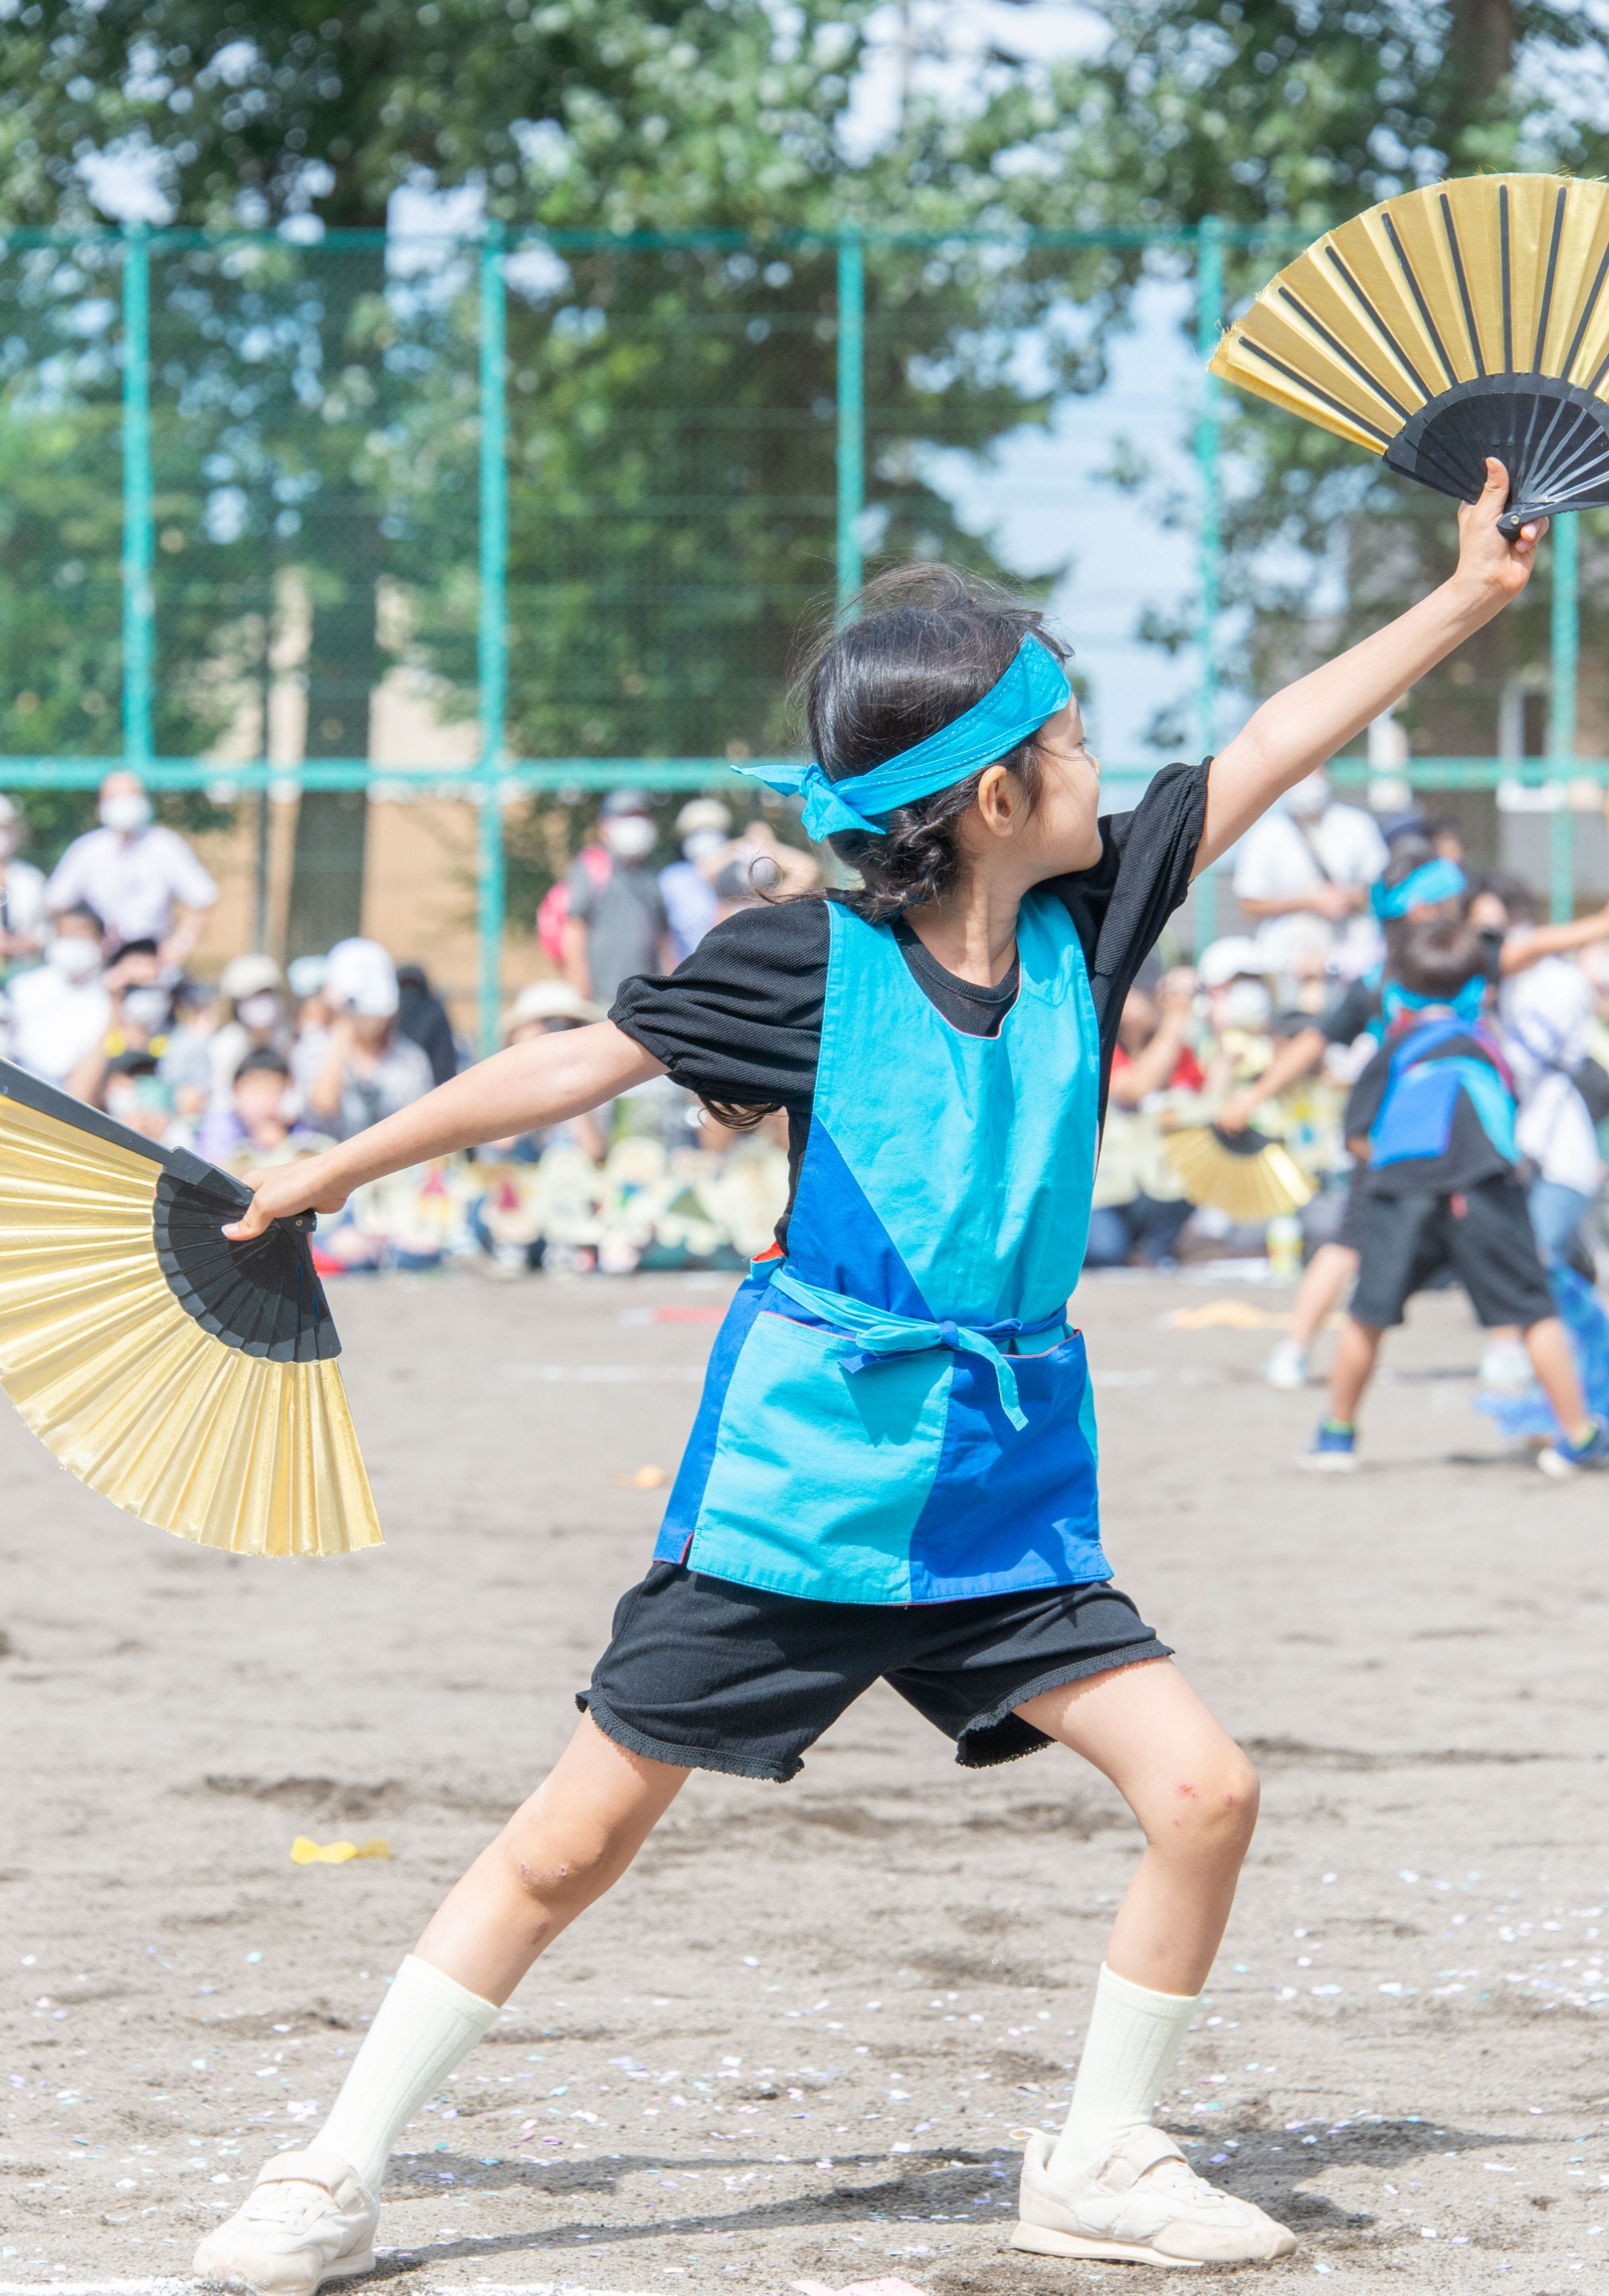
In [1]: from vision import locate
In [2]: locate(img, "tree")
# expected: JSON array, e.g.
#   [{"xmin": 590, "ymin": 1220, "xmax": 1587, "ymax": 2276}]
[
  {"xmin": 1030, "ymin": 0, "xmax": 1609, "ymax": 838},
  {"xmin": 0, "ymin": 1, "xmax": 1149, "ymax": 936}
]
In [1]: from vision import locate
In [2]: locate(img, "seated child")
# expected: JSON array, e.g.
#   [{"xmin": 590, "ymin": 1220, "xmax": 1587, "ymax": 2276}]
[
  {"xmin": 1301, "ymin": 917, "xmax": 1608, "ymax": 1476},
  {"xmin": 195, "ymin": 1047, "xmax": 321, "ymax": 1173}
]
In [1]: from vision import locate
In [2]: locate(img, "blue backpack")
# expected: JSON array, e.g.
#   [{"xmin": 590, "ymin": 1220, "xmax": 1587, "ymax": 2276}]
[{"xmin": 1368, "ymin": 1013, "xmax": 1518, "ymax": 1171}]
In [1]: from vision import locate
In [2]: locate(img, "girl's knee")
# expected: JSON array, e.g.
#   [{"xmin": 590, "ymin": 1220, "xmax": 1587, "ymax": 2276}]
[{"xmin": 1145, "ymin": 1748, "xmax": 1260, "ymax": 1856}]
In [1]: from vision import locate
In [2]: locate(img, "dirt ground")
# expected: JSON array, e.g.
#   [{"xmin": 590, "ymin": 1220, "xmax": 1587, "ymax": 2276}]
[{"xmin": 5, "ymin": 1265, "xmax": 1609, "ymax": 2296}]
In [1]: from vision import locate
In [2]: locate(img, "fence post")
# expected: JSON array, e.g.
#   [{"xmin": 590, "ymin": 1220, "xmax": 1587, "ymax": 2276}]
[
  {"xmin": 1549, "ymin": 508, "xmax": 1578, "ymax": 924},
  {"xmin": 1192, "ymin": 216, "xmax": 1223, "ymax": 951},
  {"xmin": 121, "ymin": 223, "xmax": 154, "ymax": 770},
  {"xmin": 477, "ymin": 222, "xmax": 509, "ymax": 1058},
  {"xmin": 836, "ymin": 223, "xmax": 865, "ymax": 615}
]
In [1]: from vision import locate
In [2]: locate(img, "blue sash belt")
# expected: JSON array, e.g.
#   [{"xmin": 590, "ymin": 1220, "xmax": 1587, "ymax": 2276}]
[{"xmin": 766, "ymin": 1263, "xmax": 1067, "ymax": 1433}]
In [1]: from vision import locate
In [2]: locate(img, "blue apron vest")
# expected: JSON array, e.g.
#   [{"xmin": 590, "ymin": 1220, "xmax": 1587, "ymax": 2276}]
[
  {"xmin": 1368, "ymin": 1014, "xmax": 1518, "ymax": 1171},
  {"xmin": 654, "ymin": 891, "xmax": 1110, "ymax": 1604}
]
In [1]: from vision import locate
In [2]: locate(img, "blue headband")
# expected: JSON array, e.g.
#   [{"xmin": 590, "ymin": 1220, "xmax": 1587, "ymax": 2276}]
[
  {"xmin": 734, "ymin": 632, "xmax": 1072, "ymax": 840},
  {"xmin": 1370, "ymin": 857, "xmax": 1467, "ymax": 920}
]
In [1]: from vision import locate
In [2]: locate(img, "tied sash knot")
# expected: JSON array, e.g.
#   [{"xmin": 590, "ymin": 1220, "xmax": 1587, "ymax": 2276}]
[{"xmin": 765, "ymin": 1264, "xmax": 1067, "ymax": 1433}]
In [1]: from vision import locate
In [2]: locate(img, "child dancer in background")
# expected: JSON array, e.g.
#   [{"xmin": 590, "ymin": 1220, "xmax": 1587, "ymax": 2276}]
[
  {"xmin": 1300, "ymin": 916, "xmax": 1605, "ymax": 1475},
  {"xmin": 198, "ymin": 464, "xmax": 1537, "ymax": 2291}
]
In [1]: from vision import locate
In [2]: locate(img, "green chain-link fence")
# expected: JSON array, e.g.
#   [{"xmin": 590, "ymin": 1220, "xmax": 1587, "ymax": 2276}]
[{"xmin": 0, "ymin": 220, "xmax": 1601, "ymax": 1049}]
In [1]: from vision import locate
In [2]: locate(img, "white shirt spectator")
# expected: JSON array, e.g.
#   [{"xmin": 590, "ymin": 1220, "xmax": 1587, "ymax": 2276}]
[
  {"xmin": 1500, "ymin": 953, "xmax": 1605, "ymax": 1196},
  {"xmin": 6, "ymin": 963, "xmax": 111, "ymax": 1085},
  {"xmin": 1, "ymin": 857, "xmax": 46, "ymax": 945},
  {"xmin": 46, "ymin": 823, "xmax": 217, "ymax": 948},
  {"xmin": 1232, "ymin": 793, "xmax": 1388, "ymax": 977}
]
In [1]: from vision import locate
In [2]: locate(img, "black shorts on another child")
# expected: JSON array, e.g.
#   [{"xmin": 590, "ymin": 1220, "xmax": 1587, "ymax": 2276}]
[
  {"xmin": 578, "ymin": 1563, "xmax": 1171, "ymax": 1783},
  {"xmin": 1350, "ymin": 1174, "xmax": 1555, "ymax": 1330}
]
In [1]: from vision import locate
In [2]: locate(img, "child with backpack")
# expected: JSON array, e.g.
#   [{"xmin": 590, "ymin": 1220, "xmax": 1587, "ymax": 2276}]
[{"xmin": 1301, "ymin": 916, "xmax": 1607, "ymax": 1476}]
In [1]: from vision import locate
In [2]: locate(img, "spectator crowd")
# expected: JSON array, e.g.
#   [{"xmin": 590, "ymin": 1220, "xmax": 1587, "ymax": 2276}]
[
  {"xmin": 0, "ymin": 776, "xmax": 813, "ymax": 1275},
  {"xmin": 5, "ymin": 765, "xmax": 1609, "ymax": 1336}
]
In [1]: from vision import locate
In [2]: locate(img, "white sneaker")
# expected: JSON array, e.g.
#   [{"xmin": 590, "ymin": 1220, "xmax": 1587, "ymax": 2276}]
[
  {"xmin": 1012, "ymin": 2127, "xmax": 1298, "ymax": 2267},
  {"xmin": 192, "ymin": 2147, "xmax": 378, "ymax": 2294},
  {"xmin": 1264, "ymin": 1339, "xmax": 1308, "ymax": 1391}
]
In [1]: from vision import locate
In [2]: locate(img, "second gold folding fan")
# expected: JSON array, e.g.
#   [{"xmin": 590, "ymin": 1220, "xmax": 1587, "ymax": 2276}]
[
  {"xmin": 1210, "ymin": 174, "xmax": 1609, "ymax": 532},
  {"xmin": 0, "ymin": 1060, "xmax": 381, "ymax": 1557}
]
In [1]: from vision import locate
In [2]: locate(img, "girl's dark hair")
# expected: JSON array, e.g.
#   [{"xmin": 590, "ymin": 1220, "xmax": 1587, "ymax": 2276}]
[
  {"xmin": 799, "ymin": 563, "xmax": 1068, "ymax": 923},
  {"xmin": 701, "ymin": 565, "xmax": 1068, "ymax": 1132}
]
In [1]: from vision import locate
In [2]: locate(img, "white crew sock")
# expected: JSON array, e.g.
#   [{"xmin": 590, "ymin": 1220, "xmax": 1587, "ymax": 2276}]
[
  {"xmin": 1047, "ymin": 1962, "xmax": 1200, "ymax": 2181},
  {"xmin": 313, "ymin": 1954, "xmax": 498, "ymax": 2197}
]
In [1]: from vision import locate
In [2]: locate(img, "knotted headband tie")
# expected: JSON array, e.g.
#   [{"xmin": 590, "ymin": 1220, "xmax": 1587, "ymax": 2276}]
[{"xmin": 734, "ymin": 632, "xmax": 1071, "ymax": 840}]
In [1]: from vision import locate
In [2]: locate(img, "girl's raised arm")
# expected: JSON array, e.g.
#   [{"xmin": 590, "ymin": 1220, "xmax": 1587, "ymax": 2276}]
[
  {"xmin": 1193, "ymin": 459, "xmax": 1541, "ymax": 877},
  {"xmin": 223, "ymin": 1020, "xmax": 664, "ymax": 1239}
]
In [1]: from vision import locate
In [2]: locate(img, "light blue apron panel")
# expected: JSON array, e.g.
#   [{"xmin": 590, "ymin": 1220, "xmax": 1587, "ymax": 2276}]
[
  {"xmin": 903, "ymin": 1330, "xmax": 1109, "ymax": 1600},
  {"xmin": 683, "ymin": 1296, "xmax": 953, "ymax": 1602},
  {"xmin": 785, "ymin": 893, "xmax": 1100, "ymax": 1325}
]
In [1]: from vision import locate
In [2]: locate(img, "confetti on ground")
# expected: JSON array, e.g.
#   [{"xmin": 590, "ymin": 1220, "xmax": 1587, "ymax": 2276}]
[{"xmin": 289, "ymin": 1836, "xmax": 392, "ymax": 1865}]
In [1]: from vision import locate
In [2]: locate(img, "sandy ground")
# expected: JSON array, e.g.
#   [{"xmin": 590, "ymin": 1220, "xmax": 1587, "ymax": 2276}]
[{"xmin": 5, "ymin": 1266, "xmax": 1609, "ymax": 2296}]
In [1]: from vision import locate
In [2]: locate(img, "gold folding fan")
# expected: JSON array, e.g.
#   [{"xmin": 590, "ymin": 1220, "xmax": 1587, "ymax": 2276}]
[
  {"xmin": 1163, "ymin": 1125, "xmax": 1315, "ymax": 1223},
  {"xmin": 1211, "ymin": 175, "xmax": 1609, "ymax": 533},
  {"xmin": 0, "ymin": 1060, "xmax": 381, "ymax": 1557}
]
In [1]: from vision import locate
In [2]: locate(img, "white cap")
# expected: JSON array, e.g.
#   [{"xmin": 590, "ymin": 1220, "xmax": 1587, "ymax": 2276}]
[
  {"xmin": 220, "ymin": 952, "xmax": 283, "ymax": 1001},
  {"xmin": 1196, "ymin": 935, "xmax": 1270, "ymax": 989},
  {"xmin": 0, "ymin": 795, "xmax": 19, "ymax": 826},
  {"xmin": 675, "ymin": 797, "xmax": 732, "ymax": 838},
  {"xmin": 324, "ymin": 936, "xmax": 400, "ymax": 1018},
  {"xmin": 503, "ymin": 978, "xmax": 604, "ymax": 1034},
  {"xmin": 286, "ymin": 953, "xmax": 327, "ymax": 1001}
]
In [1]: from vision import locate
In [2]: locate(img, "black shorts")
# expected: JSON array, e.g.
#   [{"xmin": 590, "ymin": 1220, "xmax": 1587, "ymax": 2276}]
[
  {"xmin": 578, "ymin": 1563, "xmax": 1171, "ymax": 1784},
  {"xmin": 1351, "ymin": 1175, "xmax": 1556, "ymax": 1330}
]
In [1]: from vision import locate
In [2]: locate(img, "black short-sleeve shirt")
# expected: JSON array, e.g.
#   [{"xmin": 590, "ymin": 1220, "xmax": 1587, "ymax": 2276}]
[{"xmin": 609, "ymin": 763, "xmax": 1209, "ymax": 1241}]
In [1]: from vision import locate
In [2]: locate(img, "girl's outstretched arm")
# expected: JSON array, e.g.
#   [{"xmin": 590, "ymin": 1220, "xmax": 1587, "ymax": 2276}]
[
  {"xmin": 222, "ymin": 1021, "xmax": 664, "ymax": 1239},
  {"xmin": 1193, "ymin": 459, "xmax": 1541, "ymax": 876}
]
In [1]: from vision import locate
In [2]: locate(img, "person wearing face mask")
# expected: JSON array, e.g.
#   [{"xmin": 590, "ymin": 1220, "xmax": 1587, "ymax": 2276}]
[
  {"xmin": 1231, "ymin": 767, "xmax": 1389, "ymax": 985},
  {"xmin": 44, "ymin": 770, "xmax": 218, "ymax": 968},
  {"xmin": 66, "ymin": 938, "xmax": 175, "ymax": 1109},
  {"xmin": 659, "ymin": 798, "xmax": 732, "ymax": 963},
  {"xmin": 561, "ymin": 789, "xmax": 672, "ymax": 1006},
  {"xmin": 5, "ymin": 903, "xmax": 112, "ymax": 1087},
  {"xmin": 0, "ymin": 795, "xmax": 47, "ymax": 969},
  {"xmin": 204, "ymin": 953, "xmax": 291, "ymax": 1113},
  {"xmin": 290, "ymin": 936, "xmax": 435, "ymax": 1142}
]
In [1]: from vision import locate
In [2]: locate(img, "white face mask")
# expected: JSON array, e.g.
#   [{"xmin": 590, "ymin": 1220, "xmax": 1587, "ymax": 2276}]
[
  {"xmin": 682, "ymin": 829, "xmax": 727, "ymax": 866},
  {"xmin": 122, "ymin": 986, "xmax": 171, "ymax": 1033},
  {"xmin": 47, "ymin": 935, "xmax": 101, "ymax": 981},
  {"xmin": 237, "ymin": 992, "xmax": 282, "ymax": 1031},
  {"xmin": 1218, "ymin": 980, "xmax": 1273, "ymax": 1030},
  {"xmin": 603, "ymin": 814, "xmax": 656, "ymax": 861},
  {"xmin": 1286, "ymin": 773, "xmax": 1331, "ymax": 822},
  {"xmin": 101, "ymin": 792, "xmax": 153, "ymax": 834}
]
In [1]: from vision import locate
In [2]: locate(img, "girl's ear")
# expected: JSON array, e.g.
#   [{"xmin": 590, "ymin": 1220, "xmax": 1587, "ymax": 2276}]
[{"xmin": 973, "ymin": 763, "xmax": 1018, "ymax": 836}]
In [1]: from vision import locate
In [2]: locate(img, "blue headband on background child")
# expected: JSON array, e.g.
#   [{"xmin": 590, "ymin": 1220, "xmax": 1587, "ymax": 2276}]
[
  {"xmin": 1369, "ymin": 857, "xmax": 1467, "ymax": 920},
  {"xmin": 733, "ymin": 632, "xmax": 1072, "ymax": 840}
]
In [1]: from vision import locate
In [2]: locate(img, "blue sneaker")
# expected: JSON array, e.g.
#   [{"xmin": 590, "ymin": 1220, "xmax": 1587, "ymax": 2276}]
[
  {"xmin": 1539, "ymin": 1419, "xmax": 1609, "ymax": 1479},
  {"xmin": 1298, "ymin": 1420, "xmax": 1357, "ymax": 1472}
]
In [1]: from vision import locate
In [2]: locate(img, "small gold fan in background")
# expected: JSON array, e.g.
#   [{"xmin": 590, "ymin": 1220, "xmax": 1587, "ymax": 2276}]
[
  {"xmin": 0, "ymin": 1060, "xmax": 381, "ymax": 1557},
  {"xmin": 1163, "ymin": 1125, "xmax": 1316, "ymax": 1223},
  {"xmin": 1211, "ymin": 175, "xmax": 1609, "ymax": 533}
]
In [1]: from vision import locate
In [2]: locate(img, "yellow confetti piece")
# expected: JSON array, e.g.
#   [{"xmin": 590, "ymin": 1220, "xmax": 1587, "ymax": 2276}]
[
  {"xmin": 290, "ymin": 1836, "xmax": 391, "ymax": 1866},
  {"xmin": 611, "ymin": 1463, "xmax": 669, "ymax": 1489}
]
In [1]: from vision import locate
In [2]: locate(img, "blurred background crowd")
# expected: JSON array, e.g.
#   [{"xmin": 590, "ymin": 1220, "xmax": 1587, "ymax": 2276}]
[{"xmin": 6, "ymin": 759, "xmax": 1608, "ymax": 1332}]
